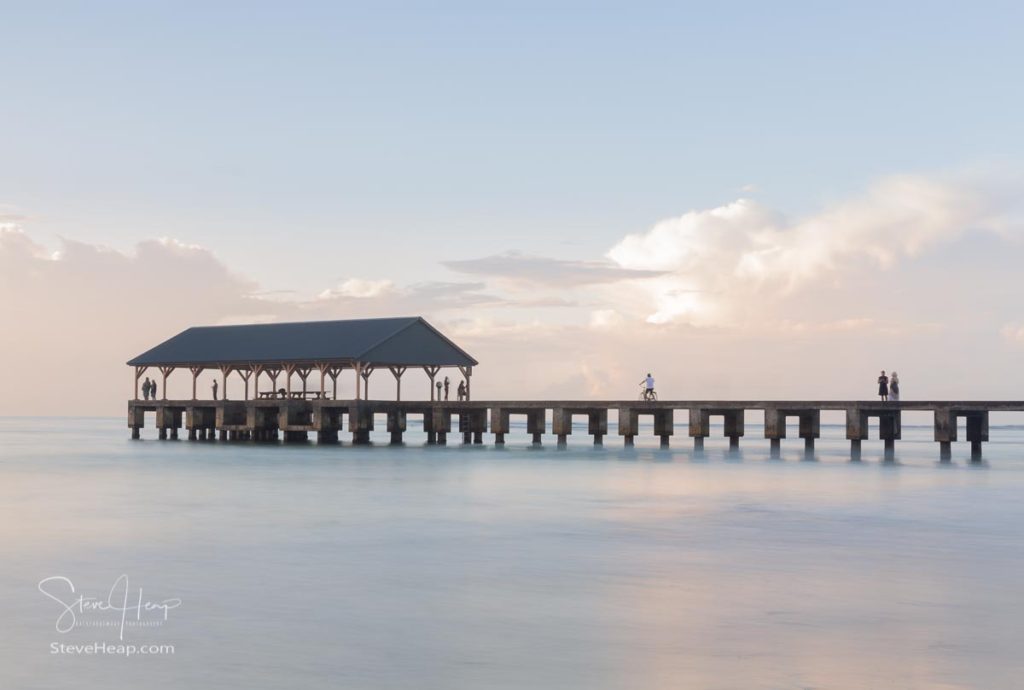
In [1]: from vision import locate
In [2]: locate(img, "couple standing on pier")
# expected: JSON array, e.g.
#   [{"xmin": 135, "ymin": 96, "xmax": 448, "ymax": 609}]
[
  {"xmin": 877, "ymin": 370, "xmax": 900, "ymax": 402},
  {"xmin": 437, "ymin": 376, "xmax": 468, "ymax": 401},
  {"xmin": 141, "ymin": 376, "xmax": 158, "ymax": 400}
]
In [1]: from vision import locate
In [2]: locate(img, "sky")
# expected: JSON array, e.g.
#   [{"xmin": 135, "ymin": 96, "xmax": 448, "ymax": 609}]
[{"xmin": 2, "ymin": 1, "xmax": 1024, "ymax": 415}]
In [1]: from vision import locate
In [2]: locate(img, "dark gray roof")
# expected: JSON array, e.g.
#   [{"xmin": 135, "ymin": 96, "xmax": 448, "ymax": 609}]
[{"xmin": 127, "ymin": 317, "xmax": 477, "ymax": 368}]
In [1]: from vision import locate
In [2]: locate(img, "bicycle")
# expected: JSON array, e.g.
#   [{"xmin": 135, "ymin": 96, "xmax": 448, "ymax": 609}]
[{"xmin": 638, "ymin": 386, "xmax": 658, "ymax": 402}]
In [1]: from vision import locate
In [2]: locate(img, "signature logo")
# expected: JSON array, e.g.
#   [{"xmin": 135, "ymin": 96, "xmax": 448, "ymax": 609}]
[{"xmin": 38, "ymin": 575, "xmax": 181, "ymax": 640}]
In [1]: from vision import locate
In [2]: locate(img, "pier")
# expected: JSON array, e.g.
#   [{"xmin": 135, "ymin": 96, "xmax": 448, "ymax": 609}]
[
  {"xmin": 126, "ymin": 317, "xmax": 1019, "ymax": 462},
  {"xmin": 128, "ymin": 398, "xmax": 1022, "ymax": 462}
]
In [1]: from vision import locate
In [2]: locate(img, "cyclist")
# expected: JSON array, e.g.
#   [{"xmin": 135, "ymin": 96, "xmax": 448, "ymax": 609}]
[{"xmin": 640, "ymin": 373, "xmax": 656, "ymax": 401}]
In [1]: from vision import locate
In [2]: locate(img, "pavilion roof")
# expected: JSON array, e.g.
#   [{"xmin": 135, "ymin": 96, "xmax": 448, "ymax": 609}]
[{"xmin": 127, "ymin": 317, "xmax": 477, "ymax": 368}]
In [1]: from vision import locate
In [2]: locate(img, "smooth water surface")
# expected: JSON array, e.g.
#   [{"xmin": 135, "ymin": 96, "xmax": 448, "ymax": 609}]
[{"xmin": 1, "ymin": 417, "xmax": 1022, "ymax": 689}]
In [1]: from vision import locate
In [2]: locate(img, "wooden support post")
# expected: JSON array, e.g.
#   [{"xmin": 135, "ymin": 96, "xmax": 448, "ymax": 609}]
[
  {"xmin": 283, "ymin": 364, "xmax": 296, "ymax": 396},
  {"xmin": 190, "ymin": 366, "xmax": 204, "ymax": 400},
  {"xmin": 238, "ymin": 367, "xmax": 252, "ymax": 400},
  {"xmin": 329, "ymin": 366, "xmax": 343, "ymax": 400},
  {"xmin": 389, "ymin": 366, "xmax": 407, "ymax": 401},
  {"xmin": 133, "ymin": 366, "xmax": 147, "ymax": 400},
  {"xmin": 219, "ymin": 364, "xmax": 232, "ymax": 401},
  {"xmin": 158, "ymin": 366, "xmax": 174, "ymax": 400},
  {"xmin": 424, "ymin": 366, "xmax": 440, "ymax": 401},
  {"xmin": 360, "ymin": 365, "xmax": 375, "ymax": 400},
  {"xmin": 251, "ymin": 364, "xmax": 265, "ymax": 399},
  {"xmin": 458, "ymin": 365, "xmax": 472, "ymax": 401},
  {"xmin": 354, "ymin": 363, "xmax": 363, "ymax": 400},
  {"xmin": 267, "ymin": 368, "xmax": 281, "ymax": 397},
  {"xmin": 297, "ymin": 367, "xmax": 312, "ymax": 397},
  {"xmin": 318, "ymin": 364, "xmax": 327, "ymax": 400}
]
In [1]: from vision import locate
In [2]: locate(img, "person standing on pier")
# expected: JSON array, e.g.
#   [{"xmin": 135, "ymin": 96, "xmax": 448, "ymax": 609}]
[
  {"xmin": 444, "ymin": 376, "xmax": 450, "ymax": 401},
  {"xmin": 212, "ymin": 379, "xmax": 219, "ymax": 401},
  {"xmin": 457, "ymin": 380, "xmax": 467, "ymax": 401},
  {"xmin": 151, "ymin": 380, "xmax": 158, "ymax": 400},
  {"xmin": 142, "ymin": 377, "xmax": 151, "ymax": 400},
  {"xmin": 877, "ymin": 370, "xmax": 889, "ymax": 401},
  {"xmin": 890, "ymin": 372, "xmax": 900, "ymax": 402}
]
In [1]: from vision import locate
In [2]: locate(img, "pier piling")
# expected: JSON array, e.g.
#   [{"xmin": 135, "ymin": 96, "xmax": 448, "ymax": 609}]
[{"xmin": 526, "ymin": 410, "xmax": 545, "ymax": 446}]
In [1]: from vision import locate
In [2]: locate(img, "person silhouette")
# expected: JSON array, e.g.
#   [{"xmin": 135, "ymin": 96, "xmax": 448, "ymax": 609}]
[
  {"xmin": 877, "ymin": 370, "xmax": 889, "ymax": 402},
  {"xmin": 639, "ymin": 373, "xmax": 656, "ymax": 401}
]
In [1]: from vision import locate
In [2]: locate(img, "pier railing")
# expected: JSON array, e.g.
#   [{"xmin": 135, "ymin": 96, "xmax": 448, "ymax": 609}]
[{"xmin": 128, "ymin": 399, "xmax": 1024, "ymax": 462}]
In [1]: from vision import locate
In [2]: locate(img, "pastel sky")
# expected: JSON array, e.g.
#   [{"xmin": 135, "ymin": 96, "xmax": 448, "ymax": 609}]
[{"xmin": 3, "ymin": 2, "xmax": 1024, "ymax": 415}]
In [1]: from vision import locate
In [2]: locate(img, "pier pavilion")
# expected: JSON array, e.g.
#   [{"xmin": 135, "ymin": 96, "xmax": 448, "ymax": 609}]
[{"xmin": 128, "ymin": 316, "xmax": 477, "ymax": 407}]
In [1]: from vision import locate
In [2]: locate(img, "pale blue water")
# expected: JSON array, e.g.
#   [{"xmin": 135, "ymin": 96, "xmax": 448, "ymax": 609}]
[{"xmin": 2, "ymin": 415, "xmax": 1023, "ymax": 689}]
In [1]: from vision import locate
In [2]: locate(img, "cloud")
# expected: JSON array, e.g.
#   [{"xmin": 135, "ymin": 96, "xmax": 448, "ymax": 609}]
[
  {"xmin": 1001, "ymin": 324, "xmax": 1024, "ymax": 343},
  {"xmin": 607, "ymin": 173, "xmax": 1023, "ymax": 324},
  {"xmin": 0, "ymin": 228, "xmax": 269, "ymax": 414},
  {"xmin": 306, "ymin": 281, "xmax": 505, "ymax": 318},
  {"xmin": 589, "ymin": 309, "xmax": 625, "ymax": 329},
  {"xmin": 318, "ymin": 278, "xmax": 395, "ymax": 299},
  {"xmin": 0, "ymin": 228, "xmax": 500, "ymax": 413},
  {"xmin": 443, "ymin": 251, "xmax": 664, "ymax": 287},
  {"xmin": 5, "ymin": 167, "xmax": 1024, "ymax": 413}
]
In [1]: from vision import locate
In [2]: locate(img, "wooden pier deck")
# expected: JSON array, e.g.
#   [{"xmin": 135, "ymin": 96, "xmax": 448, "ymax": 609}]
[{"xmin": 128, "ymin": 398, "xmax": 1024, "ymax": 462}]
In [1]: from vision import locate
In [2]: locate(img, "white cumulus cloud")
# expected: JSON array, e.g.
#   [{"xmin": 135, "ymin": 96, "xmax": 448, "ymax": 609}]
[{"xmin": 607, "ymin": 173, "xmax": 1021, "ymax": 324}]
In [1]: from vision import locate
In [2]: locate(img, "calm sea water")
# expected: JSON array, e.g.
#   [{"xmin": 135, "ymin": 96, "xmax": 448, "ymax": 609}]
[{"xmin": 2, "ymin": 415, "xmax": 1022, "ymax": 690}]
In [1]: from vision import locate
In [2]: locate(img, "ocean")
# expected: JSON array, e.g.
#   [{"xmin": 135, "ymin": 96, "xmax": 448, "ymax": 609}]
[{"xmin": 2, "ymin": 415, "xmax": 1022, "ymax": 689}]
